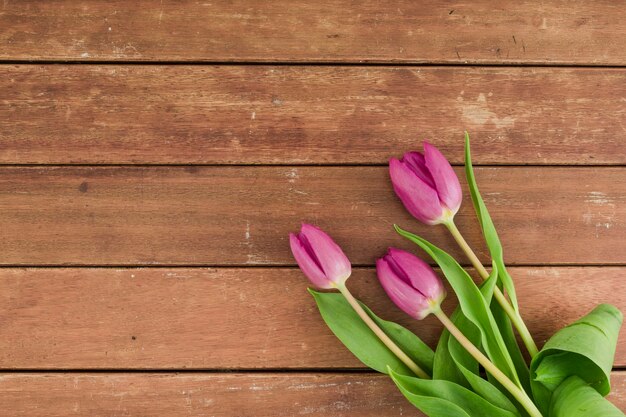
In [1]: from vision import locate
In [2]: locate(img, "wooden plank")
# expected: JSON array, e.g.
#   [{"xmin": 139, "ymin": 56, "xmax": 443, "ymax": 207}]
[
  {"xmin": 1, "ymin": 267, "xmax": 624, "ymax": 369},
  {"xmin": 1, "ymin": 1, "xmax": 626, "ymax": 65},
  {"xmin": 2, "ymin": 65, "xmax": 626, "ymax": 165},
  {"xmin": 0, "ymin": 166, "xmax": 624, "ymax": 266},
  {"xmin": 1, "ymin": 372, "xmax": 625, "ymax": 416}
]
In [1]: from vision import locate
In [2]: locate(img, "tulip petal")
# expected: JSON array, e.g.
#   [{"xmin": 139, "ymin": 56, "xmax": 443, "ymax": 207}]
[
  {"xmin": 424, "ymin": 142, "xmax": 462, "ymax": 214},
  {"xmin": 377, "ymin": 258, "xmax": 430, "ymax": 319},
  {"xmin": 389, "ymin": 158, "xmax": 443, "ymax": 225},
  {"xmin": 402, "ymin": 152, "xmax": 436, "ymax": 189},
  {"xmin": 299, "ymin": 224, "xmax": 351, "ymax": 284},
  {"xmin": 387, "ymin": 248, "xmax": 445, "ymax": 302},
  {"xmin": 289, "ymin": 233, "xmax": 332, "ymax": 288}
]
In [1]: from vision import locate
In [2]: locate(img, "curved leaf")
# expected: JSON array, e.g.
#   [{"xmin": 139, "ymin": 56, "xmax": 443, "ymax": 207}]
[
  {"xmin": 389, "ymin": 368, "xmax": 520, "ymax": 417},
  {"xmin": 464, "ymin": 133, "xmax": 532, "ymax": 395},
  {"xmin": 464, "ymin": 132, "xmax": 518, "ymax": 311},
  {"xmin": 549, "ymin": 376, "xmax": 625, "ymax": 417},
  {"xmin": 309, "ymin": 289, "xmax": 434, "ymax": 376},
  {"xmin": 530, "ymin": 304, "xmax": 623, "ymax": 414}
]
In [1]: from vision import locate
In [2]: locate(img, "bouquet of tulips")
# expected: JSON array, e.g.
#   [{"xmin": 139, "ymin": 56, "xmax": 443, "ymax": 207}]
[{"xmin": 289, "ymin": 134, "xmax": 624, "ymax": 417}]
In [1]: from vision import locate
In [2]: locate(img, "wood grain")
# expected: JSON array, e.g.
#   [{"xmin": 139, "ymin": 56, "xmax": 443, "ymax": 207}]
[
  {"xmin": 1, "ymin": 372, "xmax": 625, "ymax": 416},
  {"xmin": 2, "ymin": 65, "xmax": 626, "ymax": 165},
  {"xmin": 3, "ymin": 0, "xmax": 625, "ymax": 412},
  {"xmin": 1, "ymin": 267, "xmax": 624, "ymax": 369},
  {"xmin": 0, "ymin": 166, "xmax": 624, "ymax": 266},
  {"xmin": 1, "ymin": 1, "xmax": 626, "ymax": 65}
]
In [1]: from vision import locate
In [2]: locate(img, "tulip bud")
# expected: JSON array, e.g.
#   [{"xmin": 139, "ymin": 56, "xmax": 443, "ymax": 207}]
[
  {"xmin": 389, "ymin": 142, "xmax": 462, "ymax": 225},
  {"xmin": 376, "ymin": 248, "xmax": 446, "ymax": 319},
  {"xmin": 289, "ymin": 224, "xmax": 352, "ymax": 289}
]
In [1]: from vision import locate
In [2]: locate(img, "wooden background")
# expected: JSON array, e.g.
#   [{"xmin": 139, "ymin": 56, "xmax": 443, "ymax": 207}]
[{"xmin": 1, "ymin": 1, "xmax": 625, "ymax": 415}]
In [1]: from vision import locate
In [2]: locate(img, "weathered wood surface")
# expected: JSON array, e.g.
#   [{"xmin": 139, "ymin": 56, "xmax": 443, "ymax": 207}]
[
  {"xmin": 3, "ymin": 1, "xmax": 626, "ymax": 414},
  {"xmin": 0, "ymin": 166, "xmax": 624, "ymax": 265},
  {"xmin": 2, "ymin": 1, "xmax": 626, "ymax": 65},
  {"xmin": 1, "ymin": 372, "xmax": 625, "ymax": 416},
  {"xmin": 2, "ymin": 65, "xmax": 626, "ymax": 165},
  {"xmin": 1, "ymin": 267, "xmax": 624, "ymax": 369}
]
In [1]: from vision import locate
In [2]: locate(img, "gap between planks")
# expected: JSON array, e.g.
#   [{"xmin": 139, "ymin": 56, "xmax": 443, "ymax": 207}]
[{"xmin": 4, "ymin": 60, "xmax": 626, "ymax": 68}]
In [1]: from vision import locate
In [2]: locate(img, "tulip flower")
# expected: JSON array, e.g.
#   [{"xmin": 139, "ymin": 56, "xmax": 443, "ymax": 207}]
[
  {"xmin": 290, "ymin": 224, "xmax": 430, "ymax": 379},
  {"xmin": 389, "ymin": 138, "xmax": 539, "ymax": 358},
  {"xmin": 377, "ymin": 247, "xmax": 543, "ymax": 417},
  {"xmin": 376, "ymin": 248, "xmax": 446, "ymax": 319},
  {"xmin": 389, "ymin": 142, "xmax": 462, "ymax": 225},
  {"xmin": 289, "ymin": 223, "xmax": 352, "ymax": 289}
]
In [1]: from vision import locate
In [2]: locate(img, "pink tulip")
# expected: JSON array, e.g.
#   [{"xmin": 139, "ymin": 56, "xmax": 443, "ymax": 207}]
[
  {"xmin": 289, "ymin": 224, "xmax": 352, "ymax": 289},
  {"xmin": 389, "ymin": 142, "xmax": 462, "ymax": 225},
  {"xmin": 376, "ymin": 248, "xmax": 446, "ymax": 319}
]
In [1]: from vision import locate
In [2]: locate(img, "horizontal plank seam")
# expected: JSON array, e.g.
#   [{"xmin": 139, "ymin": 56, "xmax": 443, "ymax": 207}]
[
  {"xmin": 0, "ymin": 262, "xmax": 626, "ymax": 270},
  {"xmin": 1, "ymin": 264, "xmax": 626, "ymax": 269},
  {"xmin": 2, "ymin": 60, "xmax": 626, "ymax": 69},
  {"xmin": 2, "ymin": 164, "xmax": 626, "ymax": 168},
  {"xmin": 3, "ymin": 263, "xmax": 626, "ymax": 269},
  {"xmin": 0, "ymin": 369, "xmax": 377, "ymax": 374},
  {"xmin": 2, "ymin": 368, "xmax": 625, "ymax": 373}
]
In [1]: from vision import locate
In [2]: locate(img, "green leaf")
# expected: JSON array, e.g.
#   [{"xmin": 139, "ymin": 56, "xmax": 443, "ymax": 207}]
[
  {"xmin": 535, "ymin": 353, "xmax": 605, "ymax": 392},
  {"xmin": 309, "ymin": 289, "xmax": 434, "ymax": 376},
  {"xmin": 428, "ymin": 264, "xmax": 522, "ymax": 414},
  {"xmin": 549, "ymin": 376, "xmax": 625, "ymax": 417},
  {"xmin": 446, "ymin": 268, "xmax": 522, "ymax": 415},
  {"xmin": 530, "ymin": 304, "xmax": 623, "ymax": 414},
  {"xmin": 394, "ymin": 225, "xmax": 521, "ymax": 387},
  {"xmin": 433, "ymin": 325, "xmax": 464, "ymax": 383},
  {"xmin": 479, "ymin": 263, "xmax": 499, "ymax": 304},
  {"xmin": 464, "ymin": 132, "xmax": 518, "ymax": 312},
  {"xmin": 433, "ymin": 307, "xmax": 472, "ymax": 387},
  {"xmin": 433, "ymin": 309, "xmax": 523, "ymax": 415},
  {"xmin": 464, "ymin": 132, "xmax": 535, "ymax": 396},
  {"xmin": 448, "ymin": 325, "xmax": 521, "ymax": 415},
  {"xmin": 389, "ymin": 368, "xmax": 520, "ymax": 417},
  {"xmin": 433, "ymin": 267, "xmax": 497, "ymax": 386},
  {"xmin": 490, "ymin": 289, "xmax": 532, "ymax": 396}
]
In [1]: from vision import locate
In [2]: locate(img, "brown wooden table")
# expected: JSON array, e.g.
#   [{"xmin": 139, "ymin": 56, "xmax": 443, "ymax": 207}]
[{"xmin": 1, "ymin": 1, "xmax": 625, "ymax": 415}]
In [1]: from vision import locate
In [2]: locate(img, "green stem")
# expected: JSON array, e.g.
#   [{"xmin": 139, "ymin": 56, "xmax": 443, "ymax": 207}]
[
  {"xmin": 336, "ymin": 284, "xmax": 430, "ymax": 379},
  {"xmin": 433, "ymin": 309, "xmax": 543, "ymax": 417},
  {"xmin": 444, "ymin": 220, "xmax": 540, "ymax": 358}
]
